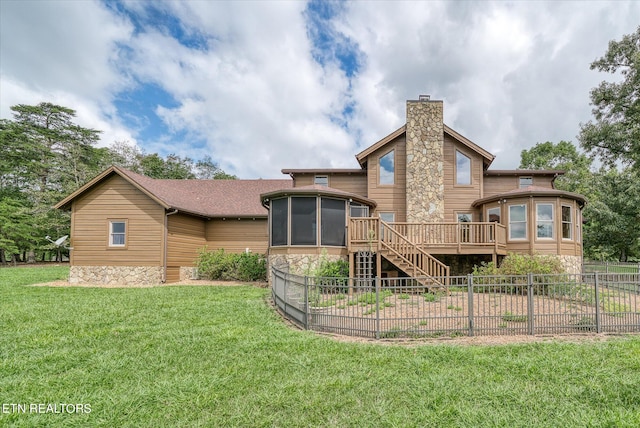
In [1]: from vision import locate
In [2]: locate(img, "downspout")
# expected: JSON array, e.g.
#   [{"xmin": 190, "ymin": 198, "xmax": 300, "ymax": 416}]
[{"xmin": 163, "ymin": 209, "xmax": 179, "ymax": 283}]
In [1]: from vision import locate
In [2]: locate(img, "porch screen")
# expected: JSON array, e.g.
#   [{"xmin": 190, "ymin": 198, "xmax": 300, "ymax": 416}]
[
  {"xmin": 271, "ymin": 198, "xmax": 288, "ymax": 246},
  {"xmin": 291, "ymin": 197, "xmax": 317, "ymax": 245},
  {"xmin": 321, "ymin": 198, "xmax": 346, "ymax": 246}
]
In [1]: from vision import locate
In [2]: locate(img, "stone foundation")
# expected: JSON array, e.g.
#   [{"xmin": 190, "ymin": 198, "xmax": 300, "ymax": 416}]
[
  {"xmin": 69, "ymin": 266, "xmax": 164, "ymax": 285},
  {"xmin": 558, "ymin": 255, "xmax": 583, "ymax": 276},
  {"xmin": 268, "ymin": 253, "xmax": 347, "ymax": 278},
  {"xmin": 179, "ymin": 267, "xmax": 199, "ymax": 281}
]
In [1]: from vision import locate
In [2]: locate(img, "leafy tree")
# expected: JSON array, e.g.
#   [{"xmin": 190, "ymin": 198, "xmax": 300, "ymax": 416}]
[
  {"xmin": 582, "ymin": 168, "xmax": 640, "ymax": 261},
  {"xmin": 195, "ymin": 155, "xmax": 237, "ymax": 179},
  {"xmin": 519, "ymin": 141, "xmax": 593, "ymax": 195},
  {"xmin": 0, "ymin": 196, "xmax": 32, "ymax": 264},
  {"xmin": 579, "ymin": 26, "xmax": 640, "ymax": 170}
]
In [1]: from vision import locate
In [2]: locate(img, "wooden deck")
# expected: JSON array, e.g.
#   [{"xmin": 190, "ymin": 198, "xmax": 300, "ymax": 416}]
[{"xmin": 348, "ymin": 218, "xmax": 507, "ymax": 256}]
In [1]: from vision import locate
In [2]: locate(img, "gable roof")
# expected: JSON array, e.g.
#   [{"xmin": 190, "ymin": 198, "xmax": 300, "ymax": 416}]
[
  {"xmin": 55, "ymin": 166, "xmax": 292, "ymax": 218},
  {"xmin": 354, "ymin": 124, "xmax": 495, "ymax": 167}
]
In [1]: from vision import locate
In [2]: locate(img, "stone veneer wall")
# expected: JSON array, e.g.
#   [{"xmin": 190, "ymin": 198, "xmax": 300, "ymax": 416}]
[
  {"xmin": 180, "ymin": 267, "xmax": 199, "ymax": 281},
  {"xmin": 405, "ymin": 98, "xmax": 445, "ymax": 223},
  {"xmin": 69, "ymin": 266, "xmax": 163, "ymax": 285},
  {"xmin": 558, "ymin": 255, "xmax": 583, "ymax": 276},
  {"xmin": 268, "ymin": 253, "xmax": 347, "ymax": 278}
]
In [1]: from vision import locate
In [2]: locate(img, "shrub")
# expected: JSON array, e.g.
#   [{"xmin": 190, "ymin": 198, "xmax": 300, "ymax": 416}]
[
  {"xmin": 197, "ymin": 248, "xmax": 267, "ymax": 282},
  {"xmin": 313, "ymin": 255, "xmax": 349, "ymax": 293},
  {"xmin": 472, "ymin": 253, "xmax": 567, "ymax": 295}
]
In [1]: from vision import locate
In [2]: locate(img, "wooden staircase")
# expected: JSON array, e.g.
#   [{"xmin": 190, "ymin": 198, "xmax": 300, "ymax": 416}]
[{"xmin": 378, "ymin": 220, "xmax": 449, "ymax": 292}]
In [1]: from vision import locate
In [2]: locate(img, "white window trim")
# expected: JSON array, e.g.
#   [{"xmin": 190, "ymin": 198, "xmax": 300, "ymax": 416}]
[
  {"xmin": 108, "ymin": 220, "xmax": 127, "ymax": 248},
  {"xmin": 536, "ymin": 203, "xmax": 555, "ymax": 240},
  {"xmin": 508, "ymin": 204, "xmax": 527, "ymax": 241}
]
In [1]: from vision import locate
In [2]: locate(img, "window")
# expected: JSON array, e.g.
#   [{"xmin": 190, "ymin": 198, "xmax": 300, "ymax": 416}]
[
  {"xmin": 487, "ymin": 207, "xmax": 501, "ymax": 241},
  {"xmin": 457, "ymin": 213, "xmax": 472, "ymax": 243},
  {"xmin": 536, "ymin": 204, "xmax": 554, "ymax": 239},
  {"xmin": 456, "ymin": 151, "xmax": 471, "ymax": 185},
  {"xmin": 487, "ymin": 207, "xmax": 501, "ymax": 223},
  {"xmin": 519, "ymin": 176, "xmax": 533, "ymax": 188},
  {"xmin": 314, "ymin": 175, "xmax": 329, "ymax": 187},
  {"xmin": 509, "ymin": 205, "xmax": 527, "ymax": 240},
  {"xmin": 291, "ymin": 197, "xmax": 317, "ymax": 245},
  {"xmin": 379, "ymin": 212, "xmax": 395, "ymax": 240},
  {"xmin": 271, "ymin": 198, "xmax": 288, "ymax": 246},
  {"xmin": 379, "ymin": 150, "xmax": 395, "ymax": 185},
  {"xmin": 562, "ymin": 205, "xmax": 572, "ymax": 240},
  {"xmin": 350, "ymin": 203, "xmax": 369, "ymax": 218},
  {"xmin": 109, "ymin": 220, "xmax": 126, "ymax": 247},
  {"xmin": 321, "ymin": 198, "xmax": 346, "ymax": 246}
]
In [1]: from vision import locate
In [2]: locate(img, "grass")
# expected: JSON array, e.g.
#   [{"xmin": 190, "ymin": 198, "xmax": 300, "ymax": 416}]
[
  {"xmin": 502, "ymin": 311, "xmax": 528, "ymax": 323},
  {"xmin": 1, "ymin": 267, "xmax": 640, "ymax": 427}
]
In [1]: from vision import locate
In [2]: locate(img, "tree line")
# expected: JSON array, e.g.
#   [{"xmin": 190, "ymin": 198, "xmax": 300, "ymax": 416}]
[{"xmin": 0, "ymin": 103, "xmax": 235, "ymax": 264}]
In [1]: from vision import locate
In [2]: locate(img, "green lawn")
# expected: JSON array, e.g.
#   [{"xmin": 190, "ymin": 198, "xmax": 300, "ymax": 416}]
[{"xmin": 1, "ymin": 266, "xmax": 640, "ymax": 427}]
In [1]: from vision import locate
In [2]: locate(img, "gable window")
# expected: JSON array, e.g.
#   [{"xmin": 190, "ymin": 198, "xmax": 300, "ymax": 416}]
[
  {"xmin": 291, "ymin": 197, "xmax": 317, "ymax": 245},
  {"xmin": 456, "ymin": 151, "xmax": 471, "ymax": 185},
  {"xmin": 562, "ymin": 205, "xmax": 572, "ymax": 240},
  {"xmin": 379, "ymin": 150, "xmax": 395, "ymax": 185},
  {"xmin": 314, "ymin": 175, "xmax": 329, "ymax": 187},
  {"xmin": 271, "ymin": 198, "xmax": 288, "ymax": 246},
  {"xmin": 321, "ymin": 198, "xmax": 346, "ymax": 246},
  {"xmin": 536, "ymin": 204, "xmax": 554, "ymax": 239},
  {"xmin": 109, "ymin": 220, "xmax": 126, "ymax": 247},
  {"xmin": 519, "ymin": 176, "xmax": 533, "ymax": 188},
  {"xmin": 508, "ymin": 205, "xmax": 527, "ymax": 240}
]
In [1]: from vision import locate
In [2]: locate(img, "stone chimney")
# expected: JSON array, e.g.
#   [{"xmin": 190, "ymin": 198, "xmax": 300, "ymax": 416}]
[{"xmin": 405, "ymin": 95, "xmax": 445, "ymax": 222}]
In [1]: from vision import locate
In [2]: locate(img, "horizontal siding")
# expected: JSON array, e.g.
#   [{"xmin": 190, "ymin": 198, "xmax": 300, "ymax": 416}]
[
  {"xmin": 483, "ymin": 175, "xmax": 555, "ymax": 198},
  {"xmin": 293, "ymin": 174, "xmax": 367, "ymax": 196},
  {"xmin": 167, "ymin": 214, "xmax": 206, "ymax": 267},
  {"xmin": 206, "ymin": 219, "xmax": 268, "ymax": 254},
  {"xmin": 443, "ymin": 136, "xmax": 483, "ymax": 222},
  {"xmin": 71, "ymin": 175, "xmax": 164, "ymax": 266},
  {"xmin": 367, "ymin": 135, "xmax": 406, "ymax": 221}
]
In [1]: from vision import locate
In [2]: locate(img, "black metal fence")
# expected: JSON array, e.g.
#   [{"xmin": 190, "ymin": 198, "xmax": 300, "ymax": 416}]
[
  {"xmin": 271, "ymin": 268, "xmax": 640, "ymax": 339},
  {"xmin": 583, "ymin": 261, "xmax": 640, "ymax": 274}
]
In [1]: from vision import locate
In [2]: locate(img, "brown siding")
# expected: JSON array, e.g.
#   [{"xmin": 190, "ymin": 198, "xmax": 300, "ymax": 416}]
[
  {"xmin": 71, "ymin": 175, "xmax": 164, "ymax": 266},
  {"xmin": 206, "ymin": 219, "xmax": 269, "ymax": 254},
  {"xmin": 483, "ymin": 175, "xmax": 555, "ymax": 198},
  {"xmin": 167, "ymin": 214, "xmax": 206, "ymax": 267},
  {"xmin": 367, "ymin": 135, "xmax": 406, "ymax": 221},
  {"xmin": 293, "ymin": 173, "xmax": 367, "ymax": 196},
  {"xmin": 443, "ymin": 136, "xmax": 483, "ymax": 222}
]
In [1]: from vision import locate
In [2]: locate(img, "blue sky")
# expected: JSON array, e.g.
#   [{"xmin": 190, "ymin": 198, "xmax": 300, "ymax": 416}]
[{"xmin": 1, "ymin": 0, "xmax": 639, "ymax": 178}]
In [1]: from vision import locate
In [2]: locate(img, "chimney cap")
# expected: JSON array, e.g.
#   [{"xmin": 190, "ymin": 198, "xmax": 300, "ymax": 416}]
[{"xmin": 418, "ymin": 94, "xmax": 431, "ymax": 101}]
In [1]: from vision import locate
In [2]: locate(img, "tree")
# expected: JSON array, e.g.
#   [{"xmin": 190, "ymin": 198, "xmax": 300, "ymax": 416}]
[
  {"xmin": 582, "ymin": 168, "xmax": 640, "ymax": 261},
  {"xmin": 519, "ymin": 141, "xmax": 593, "ymax": 195},
  {"xmin": 195, "ymin": 155, "xmax": 237, "ymax": 180},
  {"xmin": 579, "ymin": 26, "xmax": 640, "ymax": 171}
]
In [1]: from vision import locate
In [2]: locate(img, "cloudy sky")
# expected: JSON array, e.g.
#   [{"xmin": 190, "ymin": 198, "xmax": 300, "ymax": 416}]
[{"xmin": 1, "ymin": 1, "xmax": 638, "ymax": 178}]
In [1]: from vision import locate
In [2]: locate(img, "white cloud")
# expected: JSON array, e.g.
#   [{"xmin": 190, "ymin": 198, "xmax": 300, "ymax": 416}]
[{"xmin": 2, "ymin": 0, "xmax": 639, "ymax": 179}]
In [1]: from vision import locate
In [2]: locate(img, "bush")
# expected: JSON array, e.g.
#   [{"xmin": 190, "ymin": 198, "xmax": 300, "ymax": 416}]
[
  {"xmin": 472, "ymin": 253, "xmax": 567, "ymax": 295},
  {"xmin": 197, "ymin": 248, "xmax": 267, "ymax": 282},
  {"xmin": 313, "ymin": 257, "xmax": 349, "ymax": 293}
]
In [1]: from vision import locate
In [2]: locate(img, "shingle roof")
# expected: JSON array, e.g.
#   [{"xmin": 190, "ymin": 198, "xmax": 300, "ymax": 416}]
[
  {"xmin": 55, "ymin": 166, "xmax": 292, "ymax": 218},
  {"xmin": 260, "ymin": 184, "xmax": 376, "ymax": 207},
  {"xmin": 472, "ymin": 185, "xmax": 587, "ymax": 207}
]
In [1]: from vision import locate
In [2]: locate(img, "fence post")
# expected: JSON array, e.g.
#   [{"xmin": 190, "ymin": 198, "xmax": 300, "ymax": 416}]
[
  {"xmin": 283, "ymin": 271, "xmax": 289, "ymax": 316},
  {"xmin": 375, "ymin": 276, "xmax": 381, "ymax": 339},
  {"xmin": 594, "ymin": 272, "xmax": 601, "ymax": 333},
  {"xmin": 467, "ymin": 274, "xmax": 474, "ymax": 337},
  {"xmin": 527, "ymin": 273, "xmax": 534, "ymax": 335},
  {"xmin": 304, "ymin": 275, "xmax": 309, "ymax": 330}
]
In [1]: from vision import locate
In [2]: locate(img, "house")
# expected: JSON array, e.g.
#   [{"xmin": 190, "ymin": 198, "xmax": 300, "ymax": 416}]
[
  {"xmin": 54, "ymin": 166, "xmax": 291, "ymax": 284},
  {"xmin": 261, "ymin": 95, "xmax": 585, "ymax": 282},
  {"xmin": 56, "ymin": 95, "xmax": 585, "ymax": 285}
]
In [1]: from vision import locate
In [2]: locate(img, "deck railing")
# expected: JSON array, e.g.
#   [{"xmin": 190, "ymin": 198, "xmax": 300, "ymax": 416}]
[{"xmin": 349, "ymin": 218, "xmax": 507, "ymax": 252}]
